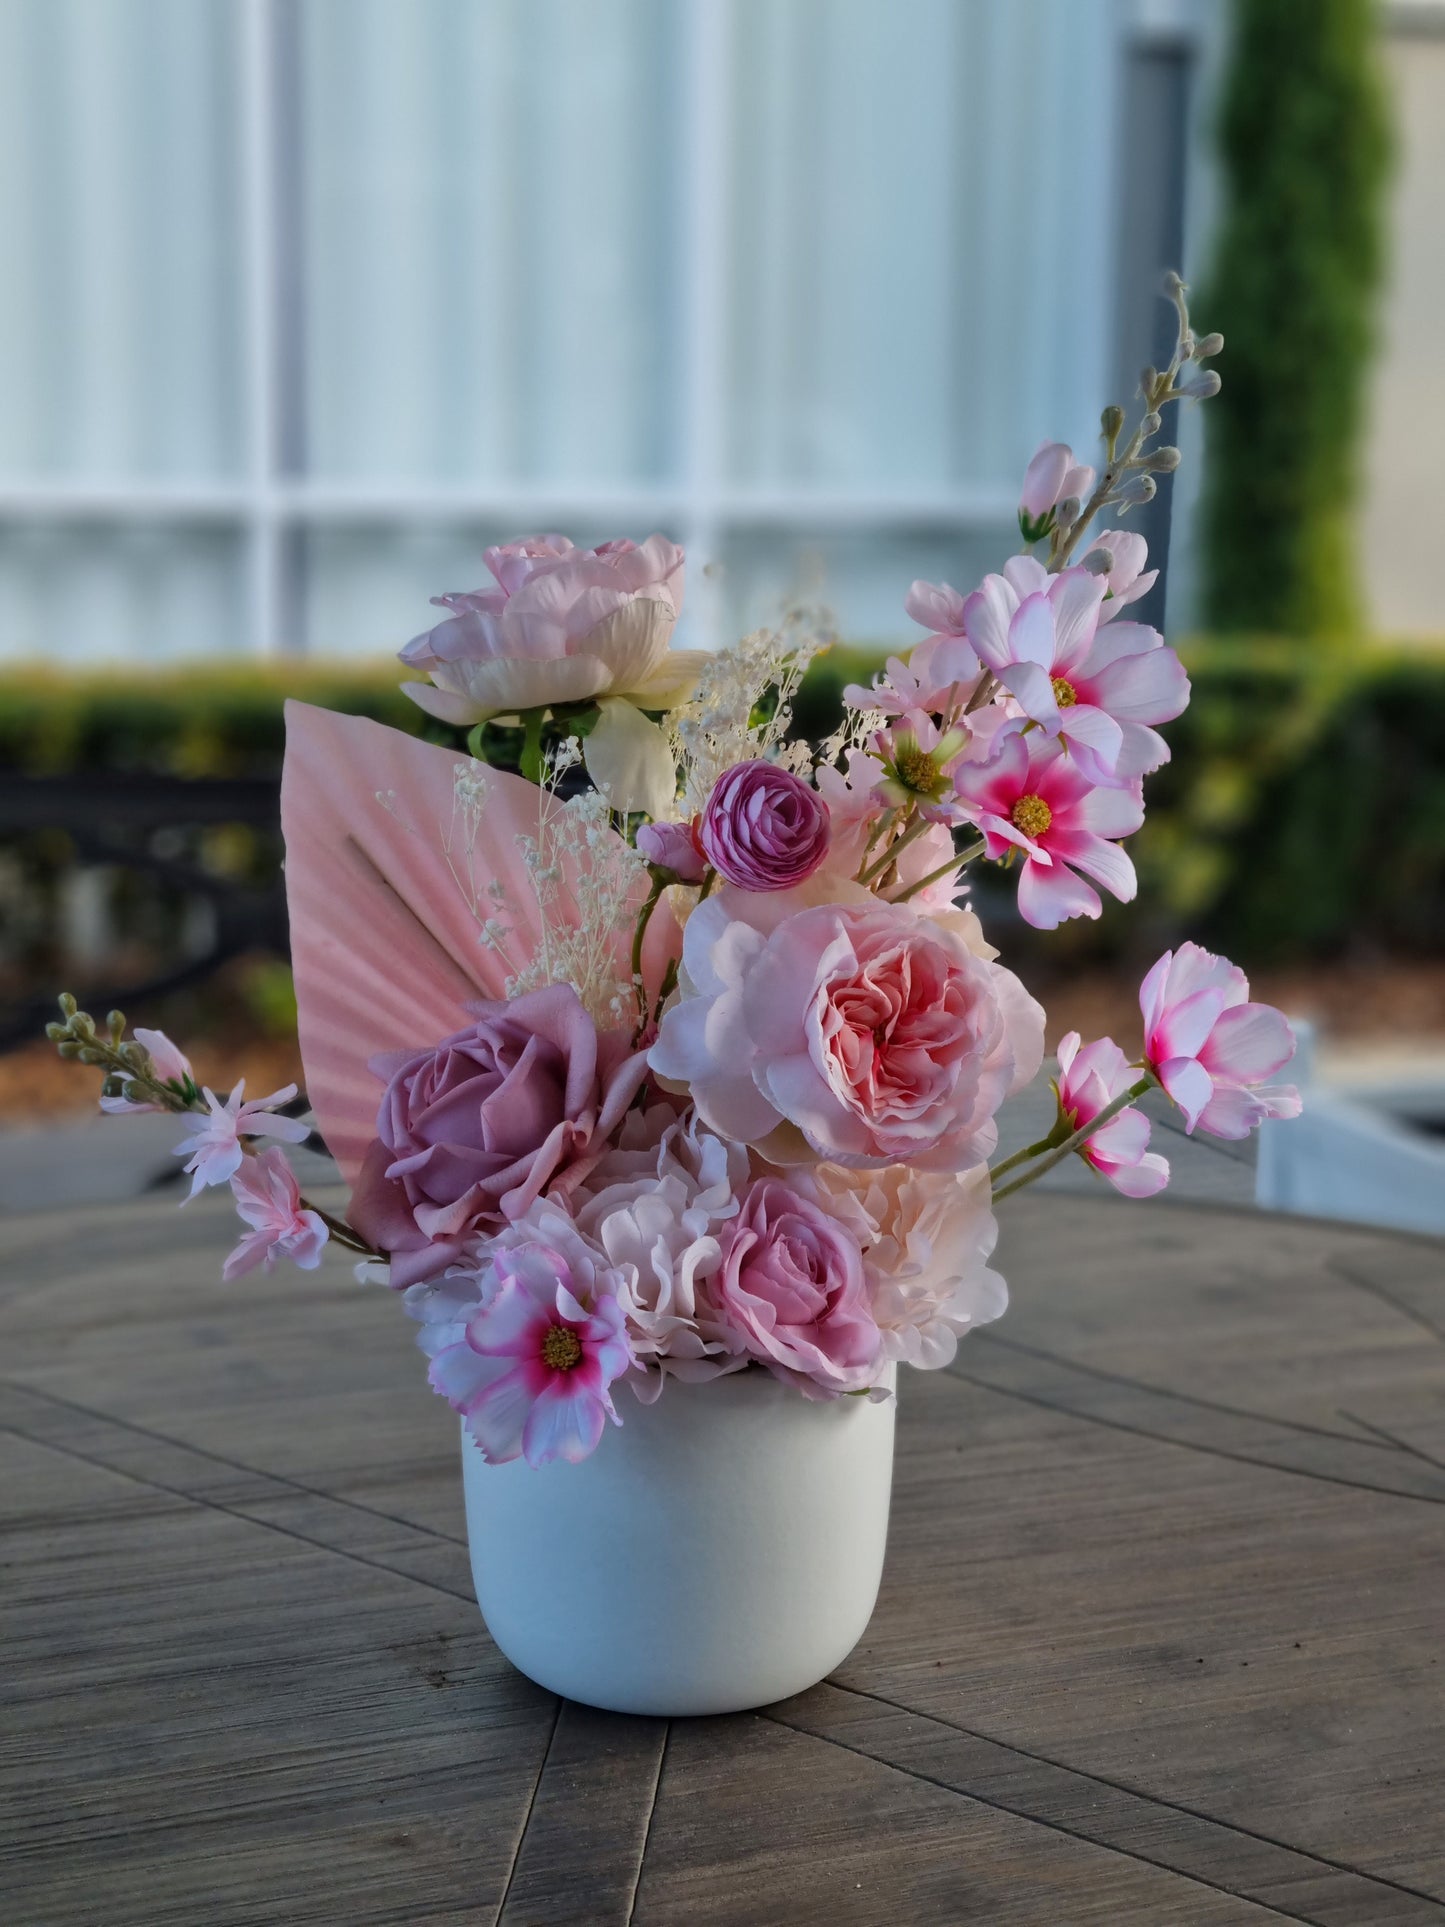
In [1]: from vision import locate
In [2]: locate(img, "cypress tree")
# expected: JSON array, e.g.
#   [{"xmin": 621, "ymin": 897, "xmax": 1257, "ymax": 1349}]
[{"xmin": 1200, "ymin": 0, "xmax": 1390, "ymax": 637}]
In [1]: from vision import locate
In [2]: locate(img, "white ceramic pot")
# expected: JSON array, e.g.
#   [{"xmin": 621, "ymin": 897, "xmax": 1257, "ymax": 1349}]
[{"xmin": 461, "ymin": 1365, "xmax": 895, "ymax": 1716}]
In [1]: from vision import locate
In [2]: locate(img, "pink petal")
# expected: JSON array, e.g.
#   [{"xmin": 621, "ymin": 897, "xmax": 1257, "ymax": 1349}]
[
  {"xmin": 1098, "ymin": 1151, "xmax": 1170, "ymax": 1197},
  {"xmin": 467, "ymin": 1362, "xmax": 547, "ymax": 1462},
  {"xmin": 1046, "ymin": 829, "xmax": 1137, "ymax": 904},
  {"xmin": 1075, "ymin": 783, "xmax": 1145, "ymax": 839},
  {"xmin": 1056, "ymin": 703, "xmax": 1124, "ymax": 781},
  {"xmin": 962, "ymin": 576, "xmax": 1019, "ymax": 671},
  {"xmin": 1008, "ymin": 593, "xmax": 1059, "ymax": 669},
  {"xmin": 1016, "ymin": 857, "xmax": 1101, "ymax": 929},
  {"xmin": 1155, "ymin": 986, "xmax": 1228, "ymax": 1061},
  {"xmin": 1158, "ymin": 1056, "xmax": 1214, "ymax": 1132},
  {"xmin": 1047, "ymin": 569, "xmax": 1107, "ymax": 667},
  {"xmin": 996, "ymin": 658, "xmax": 1062, "ymax": 731},
  {"xmin": 1199, "ymin": 1002, "xmax": 1298, "ymax": 1084},
  {"xmin": 522, "ymin": 1381, "xmax": 610, "ymax": 1466},
  {"xmin": 1087, "ymin": 644, "xmax": 1191, "ymax": 725}
]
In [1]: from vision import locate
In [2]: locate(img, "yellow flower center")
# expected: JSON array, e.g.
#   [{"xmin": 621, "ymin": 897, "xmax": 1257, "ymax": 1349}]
[
  {"xmin": 1010, "ymin": 793, "xmax": 1053, "ymax": 839},
  {"xmin": 1051, "ymin": 676, "xmax": 1078, "ymax": 708},
  {"xmin": 541, "ymin": 1324, "xmax": 583, "ymax": 1371},
  {"xmin": 894, "ymin": 744, "xmax": 938, "ymax": 793}
]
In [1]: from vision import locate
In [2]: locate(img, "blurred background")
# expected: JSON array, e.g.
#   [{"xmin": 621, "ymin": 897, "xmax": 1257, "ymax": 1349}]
[{"xmin": 1, "ymin": 0, "xmax": 1442, "ymax": 1223}]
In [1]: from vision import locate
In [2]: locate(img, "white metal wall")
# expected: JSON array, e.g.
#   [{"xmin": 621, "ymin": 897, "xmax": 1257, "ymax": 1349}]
[{"xmin": 0, "ymin": 0, "xmax": 1199, "ymax": 662}]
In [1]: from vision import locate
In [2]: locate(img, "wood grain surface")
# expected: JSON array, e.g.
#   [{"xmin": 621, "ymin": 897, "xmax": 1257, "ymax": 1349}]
[{"xmin": 1, "ymin": 1189, "xmax": 1441, "ymax": 1926}]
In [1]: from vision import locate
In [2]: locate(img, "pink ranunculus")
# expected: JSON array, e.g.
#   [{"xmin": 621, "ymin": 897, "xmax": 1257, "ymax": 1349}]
[
  {"xmin": 428, "ymin": 1232, "xmax": 635, "ymax": 1466},
  {"xmin": 962, "ymin": 558, "xmax": 1189, "ymax": 784},
  {"xmin": 796, "ymin": 1161, "xmax": 1005, "ymax": 1369},
  {"xmin": 1079, "ymin": 529, "xmax": 1158, "ymax": 620},
  {"xmin": 1055, "ymin": 1031, "xmax": 1169, "ymax": 1198},
  {"xmin": 713, "ymin": 1178, "xmax": 881, "ymax": 1397},
  {"xmin": 223, "ymin": 1147, "xmax": 329, "ymax": 1280},
  {"xmin": 173, "ymin": 1080, "xmax": 309, "ymax": 1199},
  {"xmin": 1018, "ymin": 442, "xmax": 1096, "ymax": 537},
  {"xmin": 649, "ymin": 893, "xmax": 1045, "ymax": 1171},
  {"xmin": 398, "ymin": 533, "xmax": 705, "ymax": 725},
  {"xmin": 635, "ymin": 818, "xmax": 707, "ymax": 884},
  {"xmin": 698, "ymin": 759, "xmax": 831, "ymax": 893},
  {"xmin": 1140, "ymin": 944, "xmax": 1302, "ymax": 1138},
  {"xmin": 348, "ymin": 984, "xmax": 650, "ymax": 1289},
  {"xmin": 950, "ymin": 725, "xmax": 1143, "ymax": 931}
]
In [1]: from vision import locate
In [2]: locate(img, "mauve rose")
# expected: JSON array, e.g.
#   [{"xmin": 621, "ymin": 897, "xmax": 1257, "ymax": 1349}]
[
  {"xmin": 398, "ymin": 533, "xmax": 706, "ymax": 725},
  {"xmin": 349, "ymin": 984, "xmax": 649, "ymax": 1289},
  {"xmin": 714, "ymin": 1178, "xmax": 881, "ymax": 1397},
  {"xmin": 635, "ymin": 819, "xmax": 707, "ymax": 883},
  {"xmin": 698, "ymin": 760, "xmax": 830, "ymax": 893}
]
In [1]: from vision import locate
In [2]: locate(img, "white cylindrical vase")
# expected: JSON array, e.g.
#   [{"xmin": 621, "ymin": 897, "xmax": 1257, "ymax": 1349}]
[{"xmin": 461, "ymin": 1365, "xmax": 895, "ymax": 1716}]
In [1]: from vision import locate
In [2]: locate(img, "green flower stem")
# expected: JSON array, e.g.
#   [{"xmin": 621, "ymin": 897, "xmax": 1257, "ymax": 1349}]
[
  {"xmin": 887, "ymin": 836, "xmax": 986, "ymax": 904},
  {"xmin": 519, "ymin": 707, "xmax": 547, "ymax": 785},
  {"xmin": 986, "ymin": 1132, "xmax": 1061, "ymax": 1186},
  {"xmin": 630, "ymin": 873, "xmax": 667, "ymax": 1031},
  {"xmin": 990, "ymin": 1074, "xmax": 1154, "ymax": 1203},
  {"xmin": 856, "ymin": 812, "xmax": 931, "ymax": 887}
]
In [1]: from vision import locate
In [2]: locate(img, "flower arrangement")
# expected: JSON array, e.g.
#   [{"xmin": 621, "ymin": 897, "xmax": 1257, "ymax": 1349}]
[{"xmin": 48, "ymin": 276, "xmax": 1298, "ymax": 1472}]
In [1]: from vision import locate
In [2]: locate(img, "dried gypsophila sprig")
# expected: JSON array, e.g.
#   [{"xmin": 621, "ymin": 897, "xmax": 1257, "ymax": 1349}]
[{"xmin": 667, "ymin": 601, "xmax": 835, "ymax": 816}]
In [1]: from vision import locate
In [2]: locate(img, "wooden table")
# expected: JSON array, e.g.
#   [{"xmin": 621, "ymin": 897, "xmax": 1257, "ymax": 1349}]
[{"xmin": 2, "ymin": 1190, "xmax": 1442, "ymax": 1925}]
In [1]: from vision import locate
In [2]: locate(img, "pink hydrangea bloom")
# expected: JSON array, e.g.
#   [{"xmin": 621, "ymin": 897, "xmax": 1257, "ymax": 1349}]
[
  {"xmin": 649, "ymin": 892, "xmax": 1044, "ymax": 1171},
  {"xmin": 100, "ymin": 1027, "xmax": 196, "ymax": 1114},
  {"xmin": 1141, "ymin": 944, "xmax": 1303, "ymax": 1138},
  {"xmin": 1018, "ymin": 441, "xmax": 1096, "ymax": 538},
  {"xmin": 698, "ymin": 759, "xmax": 831, "ymax": 892},
  {"xmin": 222, "ymin": 1147, "xmax": 329, "ymax": 1280},
  {"xmin": 950, "ymin": 726, "xmax": 1143, "ymax": 930},
  {"xmin": 398, "ymin": 533, "xmax": 704, "ymax": 725},
  {"xmin": 713, "ymin": 1178, "xmax": 882, "ymax": 1398},
  {"xmin": 1079, "ymin": 529, "xmax": 1158, "ymax": 620},
  {"xmin": 174, "ymin": 1081, "xmax": 309, "ymax": 1199},
  {"xmin": 962, "ymin": 558, "xmax": 1189, "ymax": 784},
  {"xmin": 428, "ymin": 1234, "xmax": 635, "ymax": 1467},
  {"xmin": 1055, "ymin": 1031, "xmax": 1169, "ymax": 1198}
]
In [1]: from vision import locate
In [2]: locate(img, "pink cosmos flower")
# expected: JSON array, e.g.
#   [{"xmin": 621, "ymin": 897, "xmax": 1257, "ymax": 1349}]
[
  {"xmin": 1079, "ymin": 529, "xmax": 1158, "ymax": 620},
  {"xmin": 713, "ymin": 1178, "xmax": 881, "ymax": 1398},
  {"xmin": 174, "ymin": 1081, "xmax": 309, "ymax": 1199},
  {"xmin": 698, "ymin": 759, "xmax": 831, "ymax": 893},
  {"xmin": 1140, "ymin": 944, "xmax": 1303, "ymax": 1138},
  {"xmin": 650, "ymin": 892, "xmax": 1044, "ymax": 1171},
  {"xmin": 1054, "ymin": 1032, "xmax": 1169, "ymax": 1198},
  {"xmin": 870, "ymin": 712, "xmax": 971, "ymax": 820},
  {"xmin": 635, "ymin": 818, "xmax": 707, "ymax": 884},
  {"xmin": 1018, "ymin": 441, "xmax": 1096, "ymax": 540},
  {"xmin": 99, "ymin": 1027, "xmax": 198, "ymax": 1113},
  {"xmin": 398, "ymin": 533, "xmax": 705, "ymax": 725},
  {"xmin": 950, "ymin": 727, "xmax": 1143, "ymax": 930},
  {"xmin": 430, "ymin": 1237, "xmax": 635, "ymax": 1467},
  {"xmin": 843, "ymin": 584, "xmax": 984, "ymax": 719},
  {"xmin": 222, "ymin": 1146, "xmax": 329, "ymax": 1280},
  {"xmin": 962, "ymin": 558, "xmax": 1189, "ymax": 784}
]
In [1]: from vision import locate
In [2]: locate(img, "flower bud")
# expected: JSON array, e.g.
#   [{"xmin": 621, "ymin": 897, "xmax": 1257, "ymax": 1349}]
[
  {"xmin": 1116, "ymin": 472, "xmax": 1157, "ymax": 507},
  {"xmin": 1100, "ymin": 403, "xmax": 1125, "ymax": 442},
  {"xmin": 57, "ymin": 1039, "xmax": 82, "ymax": 1060},
  {"xmin": 1194, "ymin": 331, "xmax": 1223, "ymax": 359},
  {"xmin": 1161, "ymin": 268, "xmax": 1186, "ymax": 297},
  {"xmin": 1177, "ymin": 367, "xmax": 1222, "ymax": 400},
  {"xmin": 58, "ymin": 992, "xmax": 78, "ymax": 1018},
  {"xmin": 45, "ymin": 1022, "xmax": 67, "ymax": 1042},
  {"xmin": 1143, "ymin": 445, "xmax": 1182, "ymax": 472},
  {"xmin": 1140, "ymin": 365, "xmax": 1159, "ymax": 397},
  {"xmin": 1054, "ymin": 495, "xmax": 1081, "ymax": 529},
  {"xmin": 1083, "ymin": 547, "xmax": 1116, "ymax": 576},
  {"xmin": 1141, "ymin": 412, "xmax": 1162, "ymax": 437}
]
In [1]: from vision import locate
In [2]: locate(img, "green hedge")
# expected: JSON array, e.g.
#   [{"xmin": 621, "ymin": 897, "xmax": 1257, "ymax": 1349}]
[{"xmin": 3, "ymin": 643, "xmax": 1443, "ymax": 963}]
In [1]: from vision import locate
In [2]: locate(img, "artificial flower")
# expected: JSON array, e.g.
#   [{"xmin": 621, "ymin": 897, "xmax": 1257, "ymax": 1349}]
[
  {"xmin": 870, "ymin": 713, "xmax": 970, "ymax": 818},
  {"xmin": 1054, "ymin": 1032, "xmax": 1169, "ymax": 1197},
  {"xmin": 813, "ymin": 751, "xmax": 964, "ymax": 911},
  {"xmin": 1079, "ymin": 529, "xmax": 1158, "ymax": 619},
  {"xmin": 650, "ymin": 892, "xmax": 1044, "ymax": 1171},
  {"xmin": 950, "ymin": 727, "xmax": 1143, "ymax": 930},
  {"xmin": 713, "ymin": 1178, "xmax": 881, "ymax": 1397},
  {"xmin": 636, "ymin": 818, "xmax": 708, "ymax": 884},
  {"xmin": 843, "ymin": 585, "xmax": 983, "ymax": 718},
  {"xmin": 1140, "ymin": 944, "xmax": 1302, "ymax": 1138},
  {"xmin": 99, "ymin": 1027, "xmax": 197, "ymax": 1113},
  {"xmin": 962, "ymin": 560, "xmax": 1188, "ymax": 784},
  {"xmin": 348, "ymin": 984, "xmax": 650, "ymax": 1289},
  {"xmin": 222, "ymin": 1147, "xmax": 329, "ymax": 1279},
  {"xmin": 174, "ymin": 1080, "xmax": 309, "ymax": 1199},
  {"xmin": 429, "ymin": 1233, "xmax": 635, "ymax": 1466},
  {"xmin": 398, "ymin": 533, "xmax": 705, "ymax": 726},
  {"xmin": 698, "ymin": 759, "xmax": 831, "ymax": 893},
  {"xmin": 1018, "ymin": 441, "xmax": 1096, "ymax": 541}
]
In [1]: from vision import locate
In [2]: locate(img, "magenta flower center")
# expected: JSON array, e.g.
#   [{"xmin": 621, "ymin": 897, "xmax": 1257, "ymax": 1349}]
[
  {"xmin": 1011, "ymin": 793, "xmax": 1053, "ymax": 838},
  {"xmin": 1050, "ymin": 676, "xmax": 1078, "ymax": 709},
  {"xmin": 541, "ymin": 1324, "xmax": 583, "ymax": 1371}
]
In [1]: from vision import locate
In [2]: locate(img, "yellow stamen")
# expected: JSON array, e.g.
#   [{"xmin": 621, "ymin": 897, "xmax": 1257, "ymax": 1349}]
[
  {"xmin": 894, "ymin": 745, "xmax": 938, "ymax": 793},
  {"xmin": 541, "ymin": 1325, "xmax": 583, "ymax": 1371},
  {"xmin": 1010, "ymin": 793, "xmax": 1053, "ymax": 838},
  {"xmin": 1051, "ymin": 676, "xmax": 1078, "ymax": 708}
]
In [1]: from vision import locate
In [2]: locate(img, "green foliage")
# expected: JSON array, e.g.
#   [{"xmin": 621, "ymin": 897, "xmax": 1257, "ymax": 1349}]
[{"xmin": 1200, "ymin": 0, "xmax": 1391, "ymax": 638}]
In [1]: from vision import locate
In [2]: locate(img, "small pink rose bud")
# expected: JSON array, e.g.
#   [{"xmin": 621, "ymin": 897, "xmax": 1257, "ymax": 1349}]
[
  {"xmin": 636, "ymin": 819, "xmax": 707, "ymax": 884},
  {"xmin": 1019, "ymin": 442, "xmax": 1072, "ymax": 520},
  {"xmin": 699, "ymin": 760, "xmax": 830, "ymax": 894}
]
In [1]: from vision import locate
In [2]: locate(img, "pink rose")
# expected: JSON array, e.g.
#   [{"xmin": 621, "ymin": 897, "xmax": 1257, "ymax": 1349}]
[
  {"xmin": 650, "ymin": 894, "xmax": 1044, "ymax": 1170},
  {"xmin": 349, "ymin": 984, "xmax": 650, "ymax": 1288},
  {"xmin": 636, "ymin": 818, "xmax": 707, "ymax": 883},
  {"xmin": 714, "ymin": 1178, "xmax": 881, "ymax": 1397},
  {"xmin": 698, "ymin": 759, "xmax": 830, "ymax": 893},
  {"xmin": 398, "ymin": 533, "xmax": 705, "ymax": 724}
]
